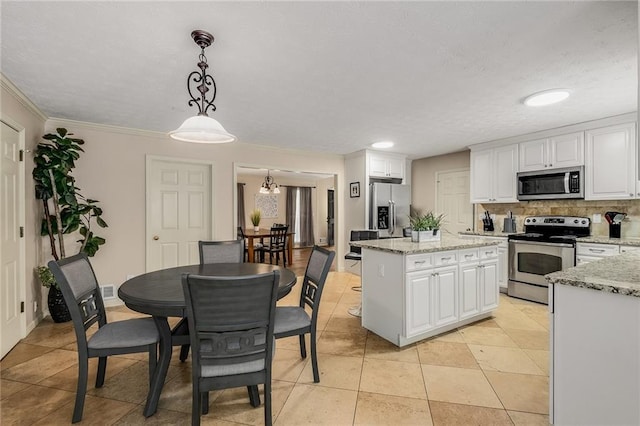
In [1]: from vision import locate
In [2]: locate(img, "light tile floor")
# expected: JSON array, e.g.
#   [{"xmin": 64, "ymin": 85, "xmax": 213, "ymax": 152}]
[{"xmin": 1, "ymin": 272, "xmax": 550, "ymax": 425}]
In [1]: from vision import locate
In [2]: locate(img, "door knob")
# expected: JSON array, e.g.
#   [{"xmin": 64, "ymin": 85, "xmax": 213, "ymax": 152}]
[{"xmin": 153, "ymin": 236, "xmax": 159, "ymax": 240}]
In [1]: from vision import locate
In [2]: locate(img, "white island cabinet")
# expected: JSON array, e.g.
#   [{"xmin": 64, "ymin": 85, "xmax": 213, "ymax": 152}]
[
  {"xmin": 546, "ymin": 251, "xmax": 640, "ymax": 426},
  {"xmin": 353, "ymin": 236, "xmax": 500, "ymax": 347}
]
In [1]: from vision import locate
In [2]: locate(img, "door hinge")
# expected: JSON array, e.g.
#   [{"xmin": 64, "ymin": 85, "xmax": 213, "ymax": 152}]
[
  {"xmin": 19, "ymin": 149, "xmax": 24, "ymax": 162},
  {"xmin": 20, "ymin": 301, "xmax": 25, "ymax": 313},
  {"xmin": 19, "ymin": 226, "xmax": 24, "ymax": 238}
]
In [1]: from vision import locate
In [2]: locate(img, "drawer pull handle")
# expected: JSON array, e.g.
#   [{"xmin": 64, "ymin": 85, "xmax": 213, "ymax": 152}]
[
  {"xmin": 441, "ymin": 257, "xmax": 451, "ymax": 261},
  {"xmin": 589, "ymin": 249, "xmax": 605, "ymax": 253},
  {"xmin": 414, "ymin": 260, "xmax": 426, "ymax": 264},
  {"xmin": 484, "ymin": 251, "xmax": 493, "ymax": 255},
  {"xmin": 465, "ymin": 254, "xmax": 474, "ymax": 258}
]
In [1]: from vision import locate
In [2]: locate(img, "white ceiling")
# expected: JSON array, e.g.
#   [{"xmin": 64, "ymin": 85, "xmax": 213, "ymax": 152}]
[{"xmin": 1, "ymin": 1, "xmax": 637, "ymax": 159}]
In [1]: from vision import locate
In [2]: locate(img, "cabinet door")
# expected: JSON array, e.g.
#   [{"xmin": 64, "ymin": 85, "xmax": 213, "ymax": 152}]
[
  {"xmin": 433, "ymin": 265, "xmax": 458, "ymax": 327},
  {"xmin": 497, "ymin": 244, "xmax": 508, "ymax": 291},
  {"xmin": 405, "ymin": 271, "xmax": 434, "ymax": 337},
  {"xmin": 493, "ymin": 144, "xmax": 519, "ymax": 202},
  {"xmin": 519, "ymin": 138, "xmax": 547, "ymax": 172},
  {"xmin": 549, "ymin": 132, "xmax": 584, "ymax": 169},
  {"xmin": 369, "ymin": 155, "xmax": 388, "ymax": 177},
  {"xmin": 585, "ymin": 123, "xmax": 636, "ymax": 200},
  {"xmin": 470, "ymin": 149, "xmax": 493, "ymax": 202},
  {"xmin": 480, "ymin": 259, "xmax": 499, "ymax": 312},
  {"xmin": 387, "ymin": 157, "xmax": 404, "ymax": 179},
  {"xmin": 459, "ymin": 263, "xmax": 480, "ymax": 320}
]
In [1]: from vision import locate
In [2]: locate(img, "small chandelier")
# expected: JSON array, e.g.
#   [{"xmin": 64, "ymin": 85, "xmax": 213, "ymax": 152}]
[
  {"xmin": 169, "ymin": 30, "xmax": 237, "ymax": 143},
  {"xmin": 259, "ymin": 170, "xmax": 280, "ymax": 194}
]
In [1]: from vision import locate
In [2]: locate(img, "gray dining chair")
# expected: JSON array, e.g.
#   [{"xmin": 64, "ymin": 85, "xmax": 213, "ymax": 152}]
[
  {"xmin": 258, "ymin": 225, "xmax": 288, "ymax": 266},
  {"xmin": 48, "ymin": 253, "xmax": 159, "ymax": 423},
  {"xmin": 182, "ymin": 271, "xmax": 280, "ymax": 426},
  {"xmin": 178, "ymin": 239, "xmax": 246, "ymax": 362},
  {"xmin": 199, "ymin": 239, "xmax": 244, "ymax": 264},
  {"xmin": 274, "ymin": 245, "xmax": 335, "ymax": 382}
]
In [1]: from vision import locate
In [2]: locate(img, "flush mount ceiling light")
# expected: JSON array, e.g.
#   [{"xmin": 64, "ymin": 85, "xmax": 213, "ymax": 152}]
[
  {"xmin": 259, "ymin": 170, "xmax": 280, "ymax": 194},
  {"xmin": 371, "ymin": 141, "xmax": 394, "ymax": 149},
  {"xmin": 523, "ymin": 89, "xmax": 571, "ymax": 107},
  {"xmin": 169, "ymin": 30, "xmax": 237, "ymax": 143}
]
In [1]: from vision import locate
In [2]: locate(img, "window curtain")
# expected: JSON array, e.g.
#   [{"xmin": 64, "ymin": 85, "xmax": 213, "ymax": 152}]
[
  {"xmin": 285, "ymin": 187, "xmax": 296, "ymax": 233},
  {"xmin": 299, "ymin": 187, "xmax": 315, "ymax": 247},
  {"xmin": 237, "ymin": 183, "xmax": 245, "ymax": 229}
]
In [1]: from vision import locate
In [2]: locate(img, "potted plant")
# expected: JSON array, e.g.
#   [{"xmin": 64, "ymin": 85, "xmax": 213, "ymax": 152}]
[
  {"xmin": 250, "ymin": 209, "xmax": 261, "ymax": 231},
  {"xmin": 33, "ymin": 128, "xmax": 108, "ymax": 322},
  {"xmin": 409, "ymin": 211, "xmax": 445, "ymax": 242}
]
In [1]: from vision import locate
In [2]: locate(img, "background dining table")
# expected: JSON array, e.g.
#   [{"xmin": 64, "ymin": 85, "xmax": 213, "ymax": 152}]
[
  {"xmin": 118, "ymin": 263, "xmax": 297, "ymax": 417},
  {"xmin": 243, "ymin": 227, "xmax": 295, "ymax": 264}
]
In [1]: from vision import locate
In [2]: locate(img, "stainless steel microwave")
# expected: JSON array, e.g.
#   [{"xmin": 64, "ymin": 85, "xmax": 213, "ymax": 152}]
[{"xmin": 517, "ymin": 166, "xmax": 584, "ymax": 200}]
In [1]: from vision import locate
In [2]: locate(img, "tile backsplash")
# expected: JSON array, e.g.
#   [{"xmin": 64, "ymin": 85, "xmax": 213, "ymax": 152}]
[{"xmin": 478, "ymin": 200, "xmax": 640, "ymax": 239}]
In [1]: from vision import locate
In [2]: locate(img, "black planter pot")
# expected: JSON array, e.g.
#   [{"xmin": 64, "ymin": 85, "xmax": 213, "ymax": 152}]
[{"xmin": 48, "ymin": 287, "xmax": 71, "ymax": 323}]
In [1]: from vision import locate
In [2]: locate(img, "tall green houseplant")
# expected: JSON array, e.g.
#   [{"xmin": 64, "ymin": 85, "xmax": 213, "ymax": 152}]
[
  {"xmin": 33, "ymin": 128, "xmax": 108, "ymax": 322},
  {"xmin": 33, "ymin": 128, "xmax": 108, "ymax": 260}
]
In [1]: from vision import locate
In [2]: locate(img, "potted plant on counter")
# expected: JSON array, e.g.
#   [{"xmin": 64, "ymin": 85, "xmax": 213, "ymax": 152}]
[
  {"xmin": 250, "ymin": 209, "xmax": 261, "ymax": 231},
  {"xmin": 409, "ymin": 211, "xmax": 445, "ymax": 242}
]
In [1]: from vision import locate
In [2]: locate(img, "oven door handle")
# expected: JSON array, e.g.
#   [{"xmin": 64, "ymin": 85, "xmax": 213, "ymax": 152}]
[{"xmin": 509, "ymin": 240, "xmax": 574, "ymax": 249}]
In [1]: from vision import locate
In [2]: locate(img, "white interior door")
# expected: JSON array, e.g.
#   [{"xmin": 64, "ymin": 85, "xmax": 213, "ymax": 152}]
[
  {"xmin": 436, "ymin": 169, "xmax": 473, "ymax": 234},
  {"xmin": 1, "ymin": 121, "xmax": 25, "ymax": 358},
  {"xmin": 146, "ymin": 157, "xmax": 213, "ymax": 272}
]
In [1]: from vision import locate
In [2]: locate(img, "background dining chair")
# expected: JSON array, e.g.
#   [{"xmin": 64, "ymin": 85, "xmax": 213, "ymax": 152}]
[
  {"xmin": 182, "ymin": 271, "xmax": 280, "ymax": 426},
  {"xmin": 258, "ymin": 225, "xmax": 288, "ymax": 266},
  {"xmin": 178, "ymin": 239, "xmax": 246, "ymax": 362},
  {"xmin": 48, "ymin": 253, "xmax": 159, "ymax": 423},
  {"xmin": 237, "ymin": 226, "xmax": 262, "ymax": 262},
  {"xmin": 273, "ymin": 245, "xmax": 335, "ymax": 383},
  {"xmin": 199, "ymin": 239, "xmax": 244, "ymax": 264}
]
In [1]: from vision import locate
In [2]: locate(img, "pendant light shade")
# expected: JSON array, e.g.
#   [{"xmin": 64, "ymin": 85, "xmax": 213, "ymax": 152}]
[
  {"xmin": 169, "ymin": 30, "xmax": 236, "ymax": 144},
  {"xmin": 169, "ymin": 116, "xmax": 236, "ymax": 143}
]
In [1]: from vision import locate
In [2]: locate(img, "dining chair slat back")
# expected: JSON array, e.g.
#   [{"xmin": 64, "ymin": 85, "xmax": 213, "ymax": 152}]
[
  {"xmin": 273, "ymin": 245, "xmax": 335, "ymax": 383},
  {"xmin": 182, "ymin": 271, "xmax": 280, "ymax": 426},
  {"xmin": 199, "ymin": 240, "xmax": 244, "ymax": 264},
  {"xmin": 48, "ymin": 253, "xmax": 159, "ymax": 423},
  {"xmin": 259, "ymin": 225, "xmax": 288, "ymax": 266}
]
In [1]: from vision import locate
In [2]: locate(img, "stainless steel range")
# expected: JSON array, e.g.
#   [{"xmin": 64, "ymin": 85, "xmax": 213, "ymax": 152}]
[{"xmin": 508, "ymin": 216, "xmax": 590, "ymax": 304}]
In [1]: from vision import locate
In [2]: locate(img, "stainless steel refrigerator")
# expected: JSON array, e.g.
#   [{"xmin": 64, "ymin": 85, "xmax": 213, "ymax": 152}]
[{"xmin": 369, "ymin": 183, "xmax": 411, "ymax": 238}]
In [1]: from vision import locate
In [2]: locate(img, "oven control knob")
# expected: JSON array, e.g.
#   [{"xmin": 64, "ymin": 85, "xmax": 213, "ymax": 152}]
[
  {"xmin": 581, "ymin": 220, "xmax": 587, "ymax": 224},
  {"xmin": 531, "ymin": 218, "xmax": 536, "ymax": 223},
  {"xmin": 574, "ymin": 219, "xmax": 579, "ymax": 224}
]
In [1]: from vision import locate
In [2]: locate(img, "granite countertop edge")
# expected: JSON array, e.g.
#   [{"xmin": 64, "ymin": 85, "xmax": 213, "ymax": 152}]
[
  {"xmin": 458, "ymin": 231, "xmax": 513, "ymax": 238},
  {"xmin": 351, "ymin": 236, "xmax": 499, "ymax": 255},
  {"xmin": 546, "ymin": 251, "xmax": 640, "ymax": 298},
  {"xmin": 576, "ymin": 236, "xmax": 640, "ymax": 247}
]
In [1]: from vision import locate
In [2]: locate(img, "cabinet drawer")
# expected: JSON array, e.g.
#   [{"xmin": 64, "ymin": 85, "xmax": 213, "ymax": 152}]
[
  {"xmin": 406, "ymin": 253, "xmax": 432, "ymax": 272},
  {"xmin": 479, "ymin": 246, "xmax": 499, "ymax": 260},
  {"xmin": 620, "ymin": 245, "xmax": 640, "ymax": 253},
  {"xmin": 433, "ymin": 251, "xmax": 457, "ymax": 266},
  {"xmin": 459, "ymin": 248, "xmax": 479, "ymax": 263},
  {"xmin": 576, "ymin": 243, "xmax": 619, "ymax": 257}
]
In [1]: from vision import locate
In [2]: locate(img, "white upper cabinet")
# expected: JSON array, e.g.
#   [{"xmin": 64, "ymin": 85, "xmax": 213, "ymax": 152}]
[
  {"xmin": 369, "ymin": 153, "xmax": 405, "ymax": 180},
  {"xmin": 519, "ymin": 132, "xmax": 584, "ymax": 172},
  {"xmin": 585, "ymin": 123, "xmax": 637, "ymax": 200},
  {"xmin": 470, "ymin": 144, "xmax": 518, "ymax": 203}
]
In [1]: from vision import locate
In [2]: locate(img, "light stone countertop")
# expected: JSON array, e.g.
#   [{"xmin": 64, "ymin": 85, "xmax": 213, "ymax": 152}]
[
  {"xmin": 351, "ymin": 235, "xmax": 499, "ymax": 255},
  {"xmin": 577, "ymin": 236, "xmax": 640, "ymax": 247},
  {"xmin": 546, "ymin": 251, "xmax": 640, "ymax": 298}
]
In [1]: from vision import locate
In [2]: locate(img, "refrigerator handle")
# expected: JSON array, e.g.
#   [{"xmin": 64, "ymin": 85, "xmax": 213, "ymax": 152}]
[{"xmin": 389, "ymin": 200, "xmax": 395, "ymax": 236}]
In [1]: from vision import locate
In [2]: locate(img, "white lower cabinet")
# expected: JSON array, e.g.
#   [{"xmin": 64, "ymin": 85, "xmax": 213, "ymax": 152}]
[
  {"xmin": 576, "ymin": 242, "xmax": 619, "ymax": 264},
  {"xmin": 362, "ymin": 245, "xmax": 500, "ymax": 347}
]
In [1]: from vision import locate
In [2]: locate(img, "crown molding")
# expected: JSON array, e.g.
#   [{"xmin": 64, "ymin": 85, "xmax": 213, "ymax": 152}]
[
  {"xmin": 0, "ymin": 72, "xmax": 48, "ymax": 122},
  {"xmin": 46, "ymin": 117, "xmax": 169, "ymax": 139}
]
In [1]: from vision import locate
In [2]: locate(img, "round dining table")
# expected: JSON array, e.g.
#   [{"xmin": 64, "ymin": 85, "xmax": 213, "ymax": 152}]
[{"xmin": 118, "ymin": 263, "xmax": 297, "ymax": 417}]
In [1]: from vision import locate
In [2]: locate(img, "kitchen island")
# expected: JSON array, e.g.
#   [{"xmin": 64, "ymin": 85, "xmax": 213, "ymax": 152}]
[
  {"xmin": 546, "ymin": 251, "xmax": 640, "ymax": 426},
  {"xmin": 352, "ymin": 235, "xmax": 500, "ymax": 347}
]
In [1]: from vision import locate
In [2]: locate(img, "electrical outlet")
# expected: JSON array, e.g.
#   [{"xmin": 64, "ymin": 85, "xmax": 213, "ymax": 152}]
[
  {"xmin": 378, "ymin": 264, "xmax": 385, "ymax": 277},
  {"xmin": 490, "ymin": 214, "xmax": 496, "ymax": 220},
  {"xmin": 33, "ymin": 301, "xmax": 37, "ymax": 313},
  {"xmin": 592, "ymin": 214, "xmax": 602, "ymax": 224}
]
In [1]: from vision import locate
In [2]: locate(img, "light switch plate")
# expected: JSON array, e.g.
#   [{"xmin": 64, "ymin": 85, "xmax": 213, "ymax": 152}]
[{"xmin": 592, "ymin": 214, "xmax": 602, "ymax": 224}]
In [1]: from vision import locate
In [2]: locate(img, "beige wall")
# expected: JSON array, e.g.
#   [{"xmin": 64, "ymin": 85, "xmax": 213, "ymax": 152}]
[
  {"xmin": 1, "ymin": 81, "xmax": 46, "ymax": 329},
  {"xmin": 411, "ymin": 150, "xmax": 470, "ymax": 213},
  {"xmin": 40, "ymin": 118, "xmax": 345, "ymax": 301}
]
